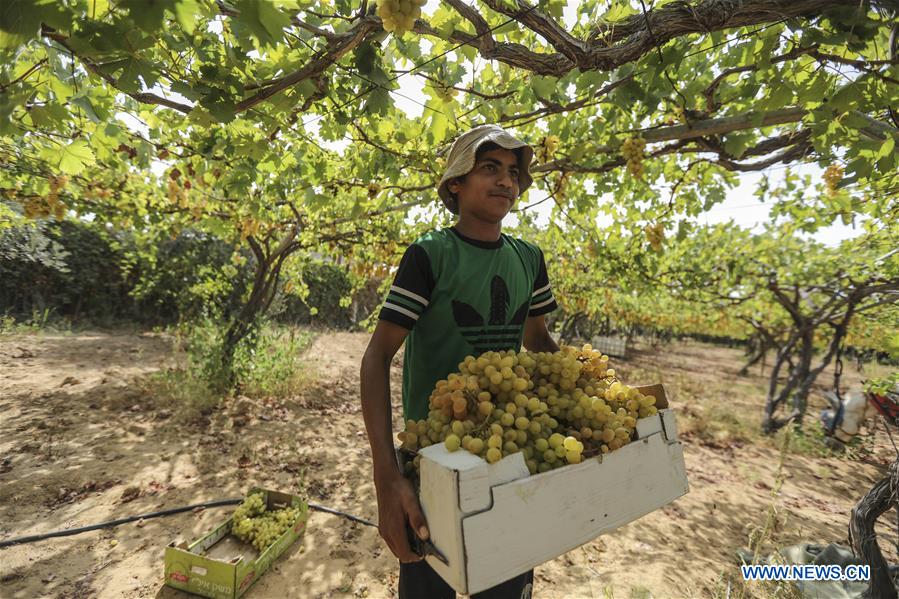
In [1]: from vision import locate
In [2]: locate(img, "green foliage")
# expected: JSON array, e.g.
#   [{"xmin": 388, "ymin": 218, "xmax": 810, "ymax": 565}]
[
  {"xmin": 272, "ymin": 261, "xmax": 354, "ymax": 328},
  {"xmin": 148, "ymin": 359, "xmax": 221, "ymax": 422},
  {"xmin": 0, "ymin": 221, "xmax": 255, "ymax": 325},
  {"xmin": 235, "ymin": 323, "xmax": 314, "ymax": 398},
  {"xmin": 130, "ymin": 229, "xmax": 251, "ymax": 323},
  {"xmin": 1, "ymin": 0, "xmax": 894, "ymax": 248},
  {"xmin": 865, "ymin": 372, "xmax": 899, "ymax": 396},
  {"xmin": 0, "ymin": 219, "xmax": 134, "ymax": 322},
  {"xmin": 0, "ymin": 218, "xmax": 372, "ymax": 332},
  {"xmin": 780, "ymin": 426, "xmax": 847, "ymax": 459},
  {"xmin": 521, "ymin": 215, "xmax": 897, "ymax": 356},
  {"xmin": 149, "ymin": 319, "xmax": 314, "ymax": 417},
  {"xmin": 173, "ymin": 316, "xmax": 234, "ymax": 394},
  {"xmin": 0, "ymin": 307, "xmax": 57, "ymax": 335},
  {"xmin": 0, "ymin": 220, "xmax": 67, "ymax": 270}
]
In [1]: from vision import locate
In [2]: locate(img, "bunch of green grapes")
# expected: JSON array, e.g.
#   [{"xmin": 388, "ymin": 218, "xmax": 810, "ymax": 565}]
[
  {"xmin": 231, "ymin": 492, "xmax": 265, "ymax": 544},
  {"xmin": 536, "ymin": 135, "xmax": 561, "ymax": 163},
  {"xmin": 249, "ymin": 506, "xmax": 301, "ymax": 552},
  {"xmin": 576, "ymin": 343, "xmax": 611, "ymax": 379},
  {"xmin": 166, "ymin": 178, "xmax": 189, "ymax": 208},
  {"xmin": 231, "ymin": 493, "xmax": 301, "ymax": 552},
  {"xmin": 643, "ymin": 223, "xmax": 664, "ymax": 251},
  {"xmin": 621, "ymin": 137, "xmax": 646, "ymax": 178},
  {"xmin": 823, "ymin": 163, "xmax": 843, "ymax": 195},
  {"xmin": 48, "ymin": 174, "xmax": 68, "ymax": 195},
  {"xmin": 426, "ymin": 82, "xmax": 458, "ymax": 103},
  {"xmin": 376, "ymin": 0, "xmax": 426, "ymax": 36},
  {"xmin": 24, "ymin": 175, "xmax": 69, "ymax": 220},
  {"xmin": 399, "ymin": 346, "xmax": 659, "ymax": 477}
]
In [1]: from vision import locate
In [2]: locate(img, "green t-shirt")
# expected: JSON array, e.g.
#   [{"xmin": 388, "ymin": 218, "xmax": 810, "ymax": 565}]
[{"xmin": 379, "ymin": 227, "xmax": 558, "ymax": 421}]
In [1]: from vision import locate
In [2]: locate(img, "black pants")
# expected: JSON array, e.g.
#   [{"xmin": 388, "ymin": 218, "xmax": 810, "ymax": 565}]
[{"xmin": 399, "ymin": 559, "xmax": 534, "ymax": 599}]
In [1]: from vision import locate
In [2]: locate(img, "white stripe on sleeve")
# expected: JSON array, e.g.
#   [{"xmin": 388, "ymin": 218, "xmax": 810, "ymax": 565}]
[
  {"xmin": 532, "ymin": 283, "xmax": 551, "ymax": 297},
  {"xmin": 390, "ymin": 285, "xmax": 429, "ymax": 306},
  {"xmin": 529, "ymin": 296, "xmax": 556, "ymax": 311},
  {"xmin": 383, "ymin": 302, "xmax": 420, "ymax": 320}
]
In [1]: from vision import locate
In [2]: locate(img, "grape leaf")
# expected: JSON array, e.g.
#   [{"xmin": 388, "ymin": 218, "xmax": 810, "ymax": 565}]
[
  {"xmin": 173, "ymin": 0, "xmax": 203, "ymax": 35},
  {"xmin": 51, "ymin": 140, "xmax": 96, "ymax": 175}
]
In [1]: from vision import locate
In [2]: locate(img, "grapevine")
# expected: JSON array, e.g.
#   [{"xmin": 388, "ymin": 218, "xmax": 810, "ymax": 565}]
[
  {"xmin": 398, "ymin": 345, "xmax": 659, "ymax": 476},
  {"xmin": 231, "ymin": 492, "xmax": 303, "ymax": 553}
]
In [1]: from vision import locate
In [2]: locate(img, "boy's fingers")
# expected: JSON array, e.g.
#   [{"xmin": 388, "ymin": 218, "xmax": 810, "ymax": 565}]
[
  {"xmin": 395, "ymin": 532, "xmax": 422, "ymax": 562},
  {"xmin": 384, "ymin": 518, "xmax": 420, "ymax": 562},
  {"xmin": 406, "ymin": 502, "xmax": 429, "ymax": 541}
]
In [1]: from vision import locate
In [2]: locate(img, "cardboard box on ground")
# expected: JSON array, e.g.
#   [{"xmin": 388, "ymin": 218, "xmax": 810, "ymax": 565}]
[
  {"xmin": 416, "ymin": 384, "xmax": 689, "ymax": 595},
  {"xmin": 164, "ymin": 488, "xmax": 308, "ymax": 599}
]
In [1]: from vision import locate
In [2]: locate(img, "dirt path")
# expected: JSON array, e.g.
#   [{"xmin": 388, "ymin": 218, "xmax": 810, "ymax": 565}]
[{"xmin": 0, "ymin": 330, "xmax": 895, "ymax": 598}]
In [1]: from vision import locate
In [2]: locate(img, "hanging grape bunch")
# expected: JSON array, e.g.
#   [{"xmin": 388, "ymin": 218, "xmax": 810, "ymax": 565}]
[
  {"xmin": 428, "ymin": 82, "xmax": 458, "ymax": 103},
  {"xmin": 376, "ymin": 0, "xmax": 427, "ymax": 36},
  {"xmin": 644, "ymin": 223, "xmax": 665, "ymax": 252},
  {"xmin": 621, "ymin": 137, "xmax": 646, "ymax": 178},
  {"xmin": 823, "ymin": 163, "xmax": 843, "ymax": 196},
  {"xmin": 398, "ymin": 346, "xmax": 659, "ymax": 476},
  {"xmin": 25, "ymin": 174, "xmax": 68, "ymax": 219},
  {"xmin": 536, "ymin": 135, "xmax": 561, "ymax": 163},
  {"xmin": 231, "ymin": 492, "xmax": 303, "ymax": 552}
]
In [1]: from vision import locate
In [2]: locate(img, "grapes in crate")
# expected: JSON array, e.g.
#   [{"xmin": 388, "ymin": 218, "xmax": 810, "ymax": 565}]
[
  {"xmin": 231, "ymin": 492, "xmax": 302, "ymax": 552},
  {"xmin": 398, "ymin": 345, "xmax": 658, "ymax": 476}
]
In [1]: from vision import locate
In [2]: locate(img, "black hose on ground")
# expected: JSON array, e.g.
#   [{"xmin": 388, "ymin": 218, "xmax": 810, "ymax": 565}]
[
  {"xmin": 0, "ymin": 498, "xmax": 376, "ymax": 549},
  {"xmin": 307, "ymin": 502, "xmax": 377, "ymax": 528}
]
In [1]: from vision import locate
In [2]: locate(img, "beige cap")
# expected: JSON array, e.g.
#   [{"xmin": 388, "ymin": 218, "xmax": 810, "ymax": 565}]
[{"xmin": 437, "ymin": 124, "xmax": 534, "ymax": 214}]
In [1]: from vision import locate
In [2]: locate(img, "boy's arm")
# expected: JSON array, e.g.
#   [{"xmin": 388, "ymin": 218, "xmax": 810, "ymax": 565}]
[
  {"xmin": 360, "ymin": 319, "xmax": 429, "ymax": 562},
  {"xmin": 523, "ymin": 314, "xmax": 560, "ymax": 353}
]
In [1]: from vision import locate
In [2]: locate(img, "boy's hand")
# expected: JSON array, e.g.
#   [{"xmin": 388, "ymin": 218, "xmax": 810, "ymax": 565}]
[{"xmin": 375, "ymin": 472, "xmax": 429, "ymax": 562}]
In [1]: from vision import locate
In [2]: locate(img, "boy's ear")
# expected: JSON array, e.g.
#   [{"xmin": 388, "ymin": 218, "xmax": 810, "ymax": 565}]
[{"xmin": 447, "ymin": 176, "xmax": 464, "ymax": 194}]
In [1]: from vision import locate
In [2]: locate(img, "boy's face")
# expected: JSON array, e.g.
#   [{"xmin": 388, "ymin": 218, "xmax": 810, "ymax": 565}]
[{"xmin": 447, "ymin": 147, "xmax": 521, "ymax": 223}]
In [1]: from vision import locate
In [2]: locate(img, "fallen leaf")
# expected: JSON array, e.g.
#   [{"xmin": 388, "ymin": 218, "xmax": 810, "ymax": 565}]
[{"xmin": 120, "ymin": 486, "xmax": 141, "ymax": 503}]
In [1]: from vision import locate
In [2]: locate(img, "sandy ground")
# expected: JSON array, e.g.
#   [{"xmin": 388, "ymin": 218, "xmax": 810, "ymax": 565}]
[{"xmin": 0, "ymin": 329, "xmax": 896, "ymax": 599}]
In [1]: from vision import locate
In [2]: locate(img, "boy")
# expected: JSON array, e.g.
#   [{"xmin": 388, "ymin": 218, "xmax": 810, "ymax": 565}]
[{"xmin": 360, "ymin": 124, "xmax": 560, "ymax": 599}]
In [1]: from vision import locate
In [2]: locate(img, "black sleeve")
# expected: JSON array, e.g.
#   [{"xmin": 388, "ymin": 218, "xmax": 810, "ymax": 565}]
[
  {"xmin": 378, "ymin": 244, "xmax": 436, "ymax": 330},
  {"xmin": 528, "ymin": 249, "xmax": 558, "ymax": 317}
]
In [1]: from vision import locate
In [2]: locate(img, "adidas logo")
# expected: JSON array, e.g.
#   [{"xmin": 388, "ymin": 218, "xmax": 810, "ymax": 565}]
[{"xmin": 452, "ymin": 276, "xmax": 528, "ymax": 353}]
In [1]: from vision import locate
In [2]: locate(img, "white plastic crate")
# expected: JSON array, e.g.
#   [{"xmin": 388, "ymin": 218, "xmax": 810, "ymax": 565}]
[
  {"xmin": 416, "ymin": 384, "xmax": 688, "ymax": 595},
  {"xmin": 591, "ymin": 335, "xmax": 628, "ymax": 358}
]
